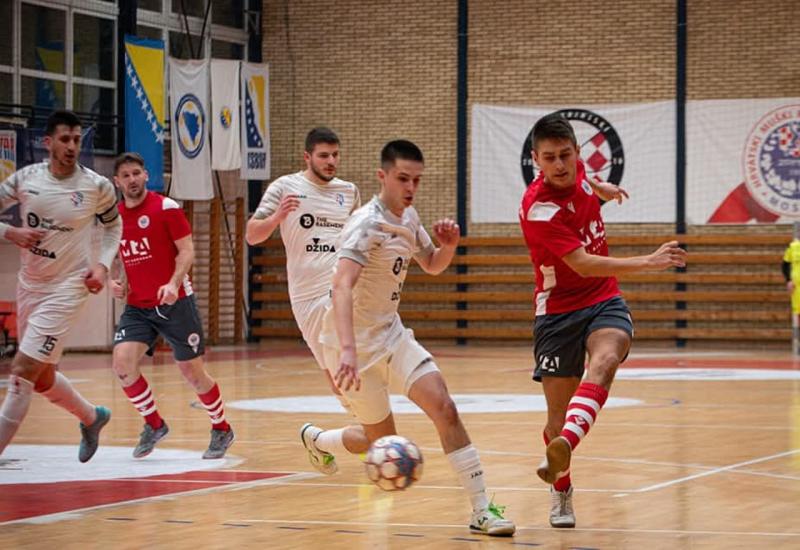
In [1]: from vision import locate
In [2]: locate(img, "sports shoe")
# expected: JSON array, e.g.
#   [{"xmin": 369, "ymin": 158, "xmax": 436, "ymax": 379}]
[
  {"xmin": 78, "ymin": 406, "xmax": 111, "ymax": 463},
  {"xmin": 133, "ymin": 422, "xmax": 170, "ymax": 458},
  {"xmin": 549, "ymin": 486, "xmax": 576, "ymax": 528},
  {"xmin": 300, "ymin": 422, "xmax": 338, "ymax": 475},
  {"xmin": 537, "ymin": 436, "xmax": 572, "ymax": 484},
  {"xmin": 469, "ymin": 500, "xmax": 516, "ymax": 536},
  {"xmin": 203, "ymin": 428, "xmax": 235, "ymax": 459}
]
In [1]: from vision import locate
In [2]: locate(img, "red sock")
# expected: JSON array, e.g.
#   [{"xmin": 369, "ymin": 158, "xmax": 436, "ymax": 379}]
[
  {"xmin": 544, "ymin": 431, "xmax": 571, "ymax": 491},
  {"xmin": 560, "ymin": 382, "xmax": 608, "ymax": 451},
  {"xmin": 124, "ymin": 375, "xmax": 164, "ymax": 429},
  {"xmin": 198, "ymin": 383, "xmax": 230, "ymax": 431}
]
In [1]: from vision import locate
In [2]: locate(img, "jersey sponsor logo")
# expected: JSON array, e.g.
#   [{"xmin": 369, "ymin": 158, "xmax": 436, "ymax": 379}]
[
  {"xmin": 306, "ymin": 238, "xmax": 336, "ymax": 253},
  {"xmin": 299, "ymin": 213, "xmax": 315, "ymax": 228},
  {"xmin": 70, "ymin": 191, "xmax": 84, "ymax": 207},
  {"xmin": 120, "ymin": 237, "xmax": 152, "ymax": 261},
  {"xmin": 335, "ymin": 192, "xmax": 344, "ymax": 206},
  {"xmin": 138, "ymin": 215, "xmax": 150, "ymax": 229},
  {"xmin": 742, "ymin": 104, "xmax": 800, "ymax": 217},
  {"xmin": 29, "ymin": 245, "xmax": 56, "ymax": 259},
  {"xmin": 392, "ymin": 256, "xmax": 404, "ymax": 275},
  {"xmin": 578, "ymin": 218, "xmax": 606, "ymax": 252},
  {"xmin": 521, "ymin": 109, "xmax": 625, "ymax": 190},
  {"xmin": 26, "ymin": 212, "xmax": 73, "ymax": 232},
  {"xmin": 27, "ymin": 212, "xmax": 39, "ymax": 227}
]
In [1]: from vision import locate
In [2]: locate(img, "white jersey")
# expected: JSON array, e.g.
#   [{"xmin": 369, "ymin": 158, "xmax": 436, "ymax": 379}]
[
  {"xmin": 254, "ymin": 172, "xmax": 360, "ymax": 303},
  {"xmin": 320, "ymin": 196, "xmax": 435, "ymax": 361},
  {"xmin": 0, "ymin": 162, "xmax": 119, "ymax": 291}
]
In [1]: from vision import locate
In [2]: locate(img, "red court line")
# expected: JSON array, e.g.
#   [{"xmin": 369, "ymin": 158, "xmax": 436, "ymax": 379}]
[{"xmin": 0, "ymin": 471, "xmax": 290, "ymax": 523}]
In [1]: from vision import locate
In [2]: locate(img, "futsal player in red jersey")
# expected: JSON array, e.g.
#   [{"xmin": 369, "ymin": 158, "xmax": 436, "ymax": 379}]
[
  {"xmin": 110, "ymin": 152, "xmax": 234, "ymax": 459},
  {"xmin": 519, "ymin": 113, "xmax": 687, "ymax": 527}
]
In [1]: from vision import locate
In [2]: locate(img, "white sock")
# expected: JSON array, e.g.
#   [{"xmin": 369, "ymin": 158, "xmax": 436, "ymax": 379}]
[
  {"xmin": 40, "ymin": 372, "xmax": 95, "ymax": 425},
  {"xmin": 314, "ymin": 428, "xmax": 348, "ymax": 455},
  {"xmin": 0, "ymin": 375, "xmax": 34, "ymax": 455},
  {"xmin": 447, "ymin": 444, "xmax": 489, "ymax": 512}
]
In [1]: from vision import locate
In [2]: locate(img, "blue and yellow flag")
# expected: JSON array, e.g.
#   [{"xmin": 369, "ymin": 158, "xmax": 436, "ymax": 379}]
[{"xmin": 124, "ymin": 35, "xmax": 165, "ymax": 190}]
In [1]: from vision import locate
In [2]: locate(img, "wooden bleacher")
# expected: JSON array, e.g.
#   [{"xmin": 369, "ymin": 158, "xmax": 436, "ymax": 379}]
[{"xmin": 250, "ymin": 231, "xmax": 792, "ymax": 345}]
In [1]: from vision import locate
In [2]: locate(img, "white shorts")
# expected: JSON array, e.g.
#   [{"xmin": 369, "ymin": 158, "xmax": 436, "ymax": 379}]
[
  {"xmin": 322, "ymin": 329, "xmax": 439, "ymax": 424},
  {"xmin": 291, "ymin": 294, "xmax": 328, "ymax": 369},
  {"xmin": 17, "ymin": 285, "xmax": 89, "ymax": 364}
]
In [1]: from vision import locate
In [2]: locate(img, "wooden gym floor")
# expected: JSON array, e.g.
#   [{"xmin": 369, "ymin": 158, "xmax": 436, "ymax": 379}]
[{"xmin": 1, "ymin": 342, "xmax": 798, "ymax": 549}]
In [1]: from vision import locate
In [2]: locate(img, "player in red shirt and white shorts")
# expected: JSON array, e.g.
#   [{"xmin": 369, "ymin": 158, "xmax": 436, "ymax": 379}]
[
  {"xmin": 110, "ymin": 152, "xmax": 234, "ymax": 460},
  {"xmin": 519, "ymin": 114, "xmax": 687, "ymax": 528}
]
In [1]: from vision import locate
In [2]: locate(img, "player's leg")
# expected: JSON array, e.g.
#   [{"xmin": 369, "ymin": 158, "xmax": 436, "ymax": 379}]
[
  {"xmin": 9, "ymin": 289, "xmax": 110, "ymax": 462},
  {"xmin": 113, "ymin": 307, "xmax": 167, "ymax": 458},
  {"xmin": 294, "ymin": 296, "xmax": 367, "ymax": 455},
  {"xmin": 161, "ymin": 295, "xmax": 234, "ymax": 459},
  {"xmin": 541, "ymin": 376, "xmax": 580, "ymax": 527}
]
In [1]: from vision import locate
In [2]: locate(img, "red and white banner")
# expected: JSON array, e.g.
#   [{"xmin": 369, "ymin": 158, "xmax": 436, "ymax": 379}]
[
  {"xmin": 687, "ymin": 98, "xmax": 800, "ymax": 224},
  {"xmin": 471, "ymin": 102, "xmax": 676, "ymax": 223}
]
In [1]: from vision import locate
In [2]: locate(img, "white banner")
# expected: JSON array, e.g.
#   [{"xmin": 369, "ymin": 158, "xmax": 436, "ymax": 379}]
[
  {"xmin": 169, "ymin": 58, "xmax": 213, "ymax": 200},
  {"xmin": 686, "ymin": 98, "xmax": 800, "ymax": 224},
  {"xmin": 240, "ymin": 62, "xmax": 270, "ymax": 180},
  {"xmin": 471, "ymin": 102, "xmax": 676, "ymax": 223},
  {"xmin": 210, "ymin": 59, "xmax": 241, "ymax": 171}
]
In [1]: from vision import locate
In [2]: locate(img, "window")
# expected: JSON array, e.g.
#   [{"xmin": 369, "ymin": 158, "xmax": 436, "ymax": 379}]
[
  {"xmin": 21, "ymin": 5, "xmax": 66, "ymax": 74},
  {"xmin": 136, "ymin": 25, "xmax": 163, "ymax": 42},
  {"xmin": 73, "ymin": 84, "xmax": 115, "ymax": 150},
  {"xmin": 21, "ymin": 76, "xmax": 66, "ymax": 109},
  {"xmin": 74, "ymin": 14, "xmax": 115, "ymax": 81},
  {"xmin": 172, "ymin": 0, "xmax": 205, "ymax": 18},
  {"xmin": 0, "ymin": 74, "xmax": 12, "ymax": 104},
  {"xmin": 211, "ymin": 40, "xmax": 244, "ymax": 60},
  {"xmin": 170, "ymin": 30, "xmax": 204, "ymax": 59},
  {"xmin": 139, "ymin": 0, "xmax": 162, "ymax": 11},
  {"xmin": 212, "ymin": 0, "xmax": 244, "ymax": 29},
  {"xmin": 0, "ymin": 3, "xmax": 12, "ymax": 67}
]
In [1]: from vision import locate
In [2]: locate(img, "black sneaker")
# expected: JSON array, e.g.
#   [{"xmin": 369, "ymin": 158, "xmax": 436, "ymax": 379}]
[
  {"xmin": 133, "ymin": 422, "xmax": 169, "ymax": 459},
  {"xmin": 78, "ymin": 406, "xmax": 111, "ymax": 463},
  {"xmin": 203, "ymin": 428, "xmax": 234, "ymax": 459}
]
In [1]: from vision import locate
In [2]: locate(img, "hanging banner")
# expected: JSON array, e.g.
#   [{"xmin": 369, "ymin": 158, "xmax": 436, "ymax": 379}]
[
  {"xmin": 124, "ymin": 35, "xmax": 165, "ymax": 190},
  {"xmin": 169, "ymin": 58, "xmax": 213, "ymax": 200},
  {"xmin": 687, "ymin": 98, "xmax": 800, "ymax": 224},
  {"xmin": 240, "ymin": 62, "xmax": 270, "ymax": 180},
  {"xmin": 210, "ymin": 59, "xmax": 241, "ymax": 171},
  {"xmin": 471, "ymin": 102, "xmax": 676, "ymax": 223}
]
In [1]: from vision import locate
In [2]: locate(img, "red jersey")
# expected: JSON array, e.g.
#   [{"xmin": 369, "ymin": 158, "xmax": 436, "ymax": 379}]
[
  {"xmin": 118, "ymin": 191, "xmax": 193, "ymax": 308},
  {"xmin": 519, "ymin": 162, "xmax": 620, "ymax": 315}
]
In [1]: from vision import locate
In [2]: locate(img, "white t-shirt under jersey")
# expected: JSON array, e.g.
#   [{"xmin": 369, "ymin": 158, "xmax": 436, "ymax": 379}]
[
  {"xmin": 254, "ymin": 172, "xmax": 361, "ymax": 303},
  {"xmin": 0, "ymin": 162, "xmax": 119, "ymax": 291},
  {"xmin": 320, "ymin": 196, "xmax": 435, "ymax": 366}
]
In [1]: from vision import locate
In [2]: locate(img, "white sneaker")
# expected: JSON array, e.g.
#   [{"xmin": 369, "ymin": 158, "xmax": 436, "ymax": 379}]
[
  {"xmin": 537, "ymin": 436, "xmax": 571, "ymax": 484},
  {"xmin": 549, "ymin": 486, "xmax": 575, "ymax": 528},
  {"xmin": 300, "ymin": 423, "xmax": 338, "ymax": 475},
  {"xmin": 469, "ymin": 501, "xmax": 516, "ymax": 536}
]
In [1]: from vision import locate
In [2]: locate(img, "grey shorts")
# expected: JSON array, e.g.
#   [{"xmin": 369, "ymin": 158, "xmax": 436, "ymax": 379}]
[
  {"xmin": 114, "ymin": 295, "xmax": 205, "ymax": 361},
  {"xmin": 532, "ymin": 296, "xmax": 633, "ymax": 382}
]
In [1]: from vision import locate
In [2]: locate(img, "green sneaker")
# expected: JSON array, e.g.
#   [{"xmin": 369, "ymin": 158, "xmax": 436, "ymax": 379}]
[
  {"xmin": 300, "ymin": 423, "xmax": 338, "ymax": 475},
  {"xmin": 470, "ymin": 500, "xmax": 516, "ymax": 536},
  {"xmin": 78, "ymin": 406, "xmax": 111, "ymax": 463}
]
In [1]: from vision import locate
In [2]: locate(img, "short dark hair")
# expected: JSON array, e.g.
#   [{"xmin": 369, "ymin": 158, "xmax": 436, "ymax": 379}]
[
  {"xmin": 381, "ymin": 139, "xmax": 424, "ymax": 168},
  {"xmin": 305, "ymin": 127, "xmax": 340, "ymax": 153},
  {"xmin": 45, "ymin": 110, "xmax": 82, "ymax": 136},
  {"xmin": 531, "ymin": 113, "xmax": 577, "ymax": 150},
  {"xmin": 113, "ymin": 152, "xmax": 145, "ymax": 175}
]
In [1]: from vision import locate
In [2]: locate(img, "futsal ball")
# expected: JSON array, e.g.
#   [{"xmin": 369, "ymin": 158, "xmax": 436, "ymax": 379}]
[{"xmin": 364, "ymin": 435, "xmax": 424, "ymax": 491}]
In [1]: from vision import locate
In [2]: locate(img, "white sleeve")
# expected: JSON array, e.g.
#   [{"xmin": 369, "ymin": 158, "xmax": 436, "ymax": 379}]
[
  {"xmin": 339, "ymin": 217, "xmax": 380, "ymax": 266},
  {"xmin": 252, "ymin": 180, "xmax": 283, "ymax": 220},
  {"xmin": 413, "ymin": 223, "xmax": 435, "ymax": 260}
]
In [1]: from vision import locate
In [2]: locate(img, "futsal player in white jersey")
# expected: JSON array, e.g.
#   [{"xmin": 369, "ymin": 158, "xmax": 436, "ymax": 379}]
[
  {"xmin": 0, "ymin": 110, "xmax": 121, "ymax": 462},
  {"xmin": 310, "ymin": 140, "xmax": 516, "ymax": 536},
  {"xmin": 246, "ymin": 127, "xmax": 369, "ymax": 473}
]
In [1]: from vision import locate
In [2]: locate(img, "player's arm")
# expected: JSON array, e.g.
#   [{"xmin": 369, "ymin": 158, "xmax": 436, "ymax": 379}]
[
  {"xmin": 156, "ymin": 234, "xmax": 194, "ymax": 305},
  {"xmin": 245, "ymin": 192, "xmax": 300, "ymax": 245},
  {"xmin": 415, "ymin": 218, "xmax": 460, "ymax": 275},
  {"xmin": 86, "ymin": 194, "xmax": 122, "ymax": 294},
  {"xmin": 110, "ymin": 255, "xmax": 128, "ymax": 300},
  {"xmin": 330, "ymin": 257, "xmax": 363, "ymax": 392},
  {"xmin": 587, "ymin": 176, "xmax": 629, "ymax": 204},
  {"xmin": 562, "ymin": 240, "xmax": 687, "ymax": 278}
]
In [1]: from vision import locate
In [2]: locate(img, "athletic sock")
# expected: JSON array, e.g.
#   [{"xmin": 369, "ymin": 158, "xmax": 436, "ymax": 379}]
[
  {"xmin": 198, "ymin": 383, "xmax": 230, "ymax": 431},
  {"xmin": 446, "ymin": 444, "xmax": 490, "ymax": 512},
  {"xmin": 560, "ymin": 382, "xmax": 608, "ymax": 451},
  {"xmin": 123, "ymin": 375, "xmax": 164, "ymax": 429},
  {"xmin": 0, "ymin": 375, "xmax": 34, "ymax": 454}
]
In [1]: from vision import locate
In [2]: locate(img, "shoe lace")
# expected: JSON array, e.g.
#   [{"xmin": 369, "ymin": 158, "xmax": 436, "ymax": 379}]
[
  {"xmin": 487, "ymin": 499, "xmax": 507, "ymax": 519},
  {"xmin": 322, "ymin": 454, "xmax": 335, "ymax": 465}
]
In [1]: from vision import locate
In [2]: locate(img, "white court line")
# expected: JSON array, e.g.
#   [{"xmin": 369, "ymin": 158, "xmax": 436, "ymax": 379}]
[
  {"xmin": 0, "ymin": 472, "xmax": 321, "ymax": 525},
  {"xmin": 267, "ymin": 480, "xmax": 623, "ymax": 493},
  {"xmin": 230, "ymin": 518, "xmax": 800, "ymax": 538},
  {"xmin": 615, "ymin": 448, "xmax": 800, "ymax": 496}
]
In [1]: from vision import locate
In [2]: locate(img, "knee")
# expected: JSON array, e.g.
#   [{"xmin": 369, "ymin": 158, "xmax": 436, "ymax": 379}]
[
  {"xmin": 589, "ymin": 351, "xmax": 622, "ymax": 386},
  {"xmin": 433, "ymin": 396, "xmax": 461, "ymax": 428}
]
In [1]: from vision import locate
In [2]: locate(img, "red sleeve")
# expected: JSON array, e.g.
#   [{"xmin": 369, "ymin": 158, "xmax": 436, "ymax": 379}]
[
  {"xmin": 521, "ymin": 213, "xmax": 584, "ymax": 259},
  {"xmin": 164, "ymin": 208, "xmax": 192, "ymax": 241}
]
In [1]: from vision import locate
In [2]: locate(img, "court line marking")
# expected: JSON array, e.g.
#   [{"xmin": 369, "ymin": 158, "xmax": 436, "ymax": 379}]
[
  {"xmin": 617, "ymin": 448, "xmax": 800, "ymax": 495},
  {"xmin": 0, "ymin": 472, "xmax": 321, "ymax": 526},
  {"xmin": 228, "ymin": 518, "xmax": 800, "ymax": 538}
]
